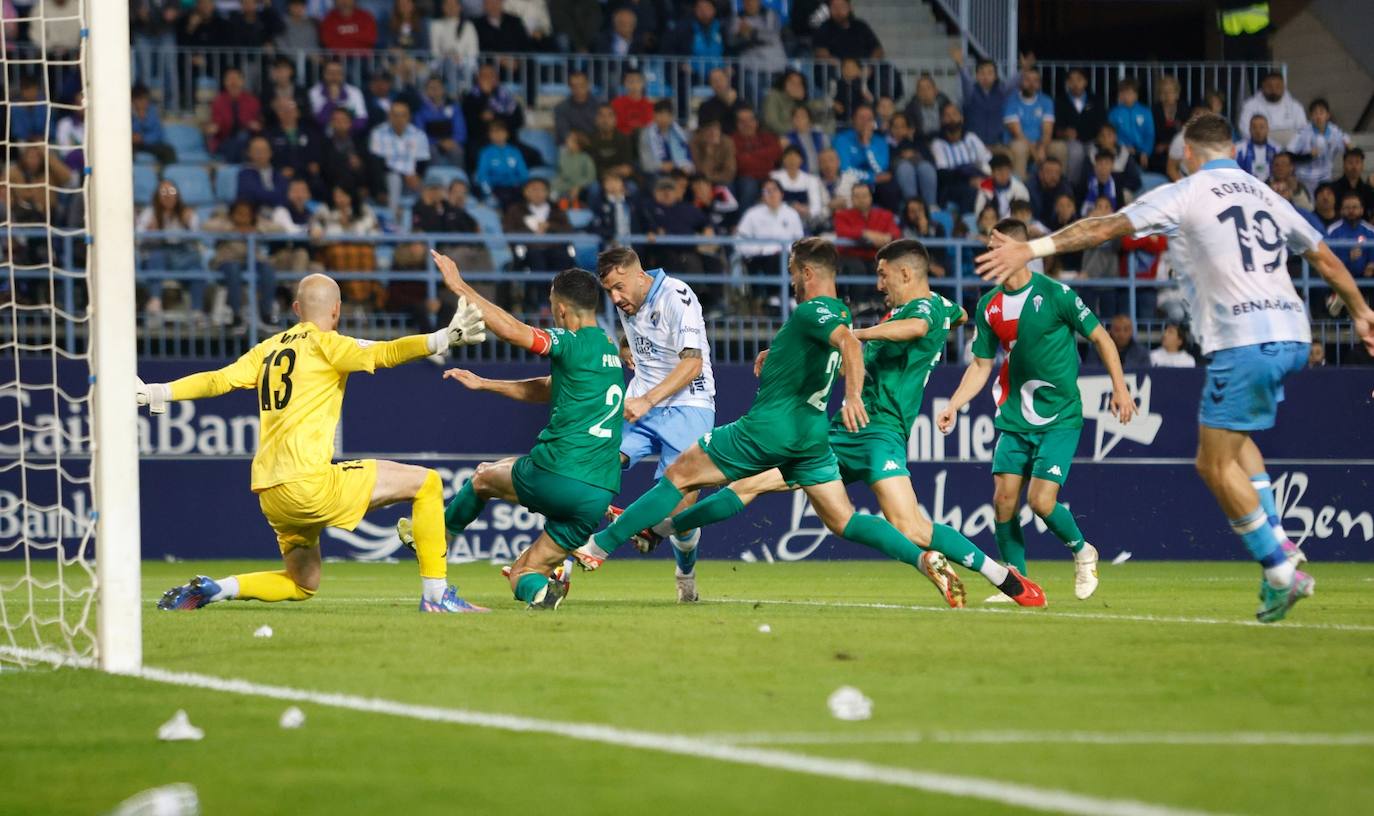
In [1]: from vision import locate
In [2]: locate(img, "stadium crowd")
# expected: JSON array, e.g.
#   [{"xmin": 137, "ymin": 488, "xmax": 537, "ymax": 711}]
[{"xmin": 1, "ymin": 0, "xmax": 1370, "ymax": 363}]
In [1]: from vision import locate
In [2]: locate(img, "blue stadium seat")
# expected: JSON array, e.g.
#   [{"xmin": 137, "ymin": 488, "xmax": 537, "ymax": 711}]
[
  {"xmin": 133, "ymin": 164, "xmax": 158, "ymax": 204},
  {"xmin": 930, "ymin": 209, "xmax": 955, "ymax": 237},
  {"xmin": 163, "ymin": 163, "xmax": 214, "ymax": 207},
  {"xmin": 134, "ymin": 152, "xmax": 159, "ymax": 166},
  {"xmin": 214, "ymin": 165, "xmax": 239, "ymax": 203},
  {"xmin": 528, "ymin": 166, "xmax": 556, "ymax": 183},
  {"xmin": 1139, "ymin": 171, "xmax": 1169, "ymax": 194},
  {"xmin": 466, "ymin": 202, "xmax": 513, "ymax": 271},
  {"xmin": 520, "ymin": 128, "xmax": 558, "ymax": 168},
  {"xmin": 962, "ymin": 212, "xmax": 980, "ymax": 235},
  {"xmin": 567, "ymin": 208, "xmax": 594, "ymax": 230},
  {"xmin": 423, "ymin": 165, "xmax": 468, "ymax": 189},
  {"xmin": 163, "ymin": 123, "xmax": 209, "ymax": 162},
  {"xmin": 194, "ymin": 204, "xmax": 220, "ymax": 225}
]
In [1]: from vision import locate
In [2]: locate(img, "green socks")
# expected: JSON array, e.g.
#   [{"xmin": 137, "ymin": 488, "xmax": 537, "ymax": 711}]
[
  {"xmin": 841, "ymin": 514, "xmax": 924, "ymax": 568},
  {"xmin": 671, "ymin": 488, "xmax": 744, "ymax": 534},
  {"xmin": 594, "ymin": 478, "xmax": 684, "ymax": 554},
  {"xmin": 444, "ymin": 480, "xmax": 486, "ymax": 536},
  {"xmin": 994, "ymin": 518, "xmax": 1028, "ymax": 574},
  {"xmin": 1043, "ymin": 504, "xmax": 1086, "ymax": 553},
  {"xmin": 929, "ymin": 523, "xmax": 986, "ymax": 571},
  {"xmin": 513, "ymin": 572, "xmax": 546, "ymax": 603}
]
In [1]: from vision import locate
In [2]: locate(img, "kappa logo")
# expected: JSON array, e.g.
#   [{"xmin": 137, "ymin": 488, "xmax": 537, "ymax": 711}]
[
  {"xmin": 1078, "ymin": 374, "xmax": 1164, "ymax": 459},
  {"xmin": 882, "ymin": 460, "xmax": 901, "ymax": 472},
  {"xmin": 988, "ymin": 304, "xmax": 1001, "ymax": 315},
  {"xmin": 702, "ymin": 431, "xmax": 713, "ymax": 445},
  {"xmin": 1047, "ymin": 465, "xmax": 1063, "ymax": 476}
]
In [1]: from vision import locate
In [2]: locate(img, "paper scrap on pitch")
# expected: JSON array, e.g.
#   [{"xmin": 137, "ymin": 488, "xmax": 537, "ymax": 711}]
[
  {"xmin": 279, "ymin": 706, "xmax": 306, "ymax": 729},
  {"xmin": 1111, "ymin": 551, "xmax": 1132, "ymax": 565},
  {"xmin": 158, "ymin": 710, "xmax": 204, "ymax": 742},
  {"xmin": 757, "ymin": 624, "xmax": 771, "ymax": 634},
  {"xmin": 827, "ymin": 686, "xmax": 873, "ymax": 721},
  {"xmin": 253, "ymin": 625, "xmax": 274, "ymax": 639}
]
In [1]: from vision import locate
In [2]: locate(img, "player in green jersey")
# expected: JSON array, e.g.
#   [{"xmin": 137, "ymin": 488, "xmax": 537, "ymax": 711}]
[
  {"xmin": 939, "ymin": 220, "xmax": 1136, "ymax": 602},
  {"xmin": 633, "ymin": 239, "xmax": 1046, "ymax": 607},
  {"xmin": 398, "ymin": 251, "xmax": 624, "ymax": 610}
]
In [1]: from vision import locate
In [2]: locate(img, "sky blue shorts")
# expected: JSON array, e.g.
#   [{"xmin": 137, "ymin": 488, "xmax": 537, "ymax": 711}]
[
  {"xmin": 1199, "ymin": 341, "xmax": 1308, "ymax": 432},
  {"xmin": 621, "ymin": 405, "xmax": 716, "ymax": 478}
]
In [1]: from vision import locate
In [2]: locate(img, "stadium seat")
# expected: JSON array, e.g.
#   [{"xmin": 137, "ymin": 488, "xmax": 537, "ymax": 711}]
[
  {"xmin": 1139, "ymin": 171, "xmax": 1169, "ymax": 194},
  {"xmin": 962, "ymin": 212, "xmax": 980, "ymax": 235},
  {"xmin": 520, "ymin": 128, "xmax": 558, "ymax": 168},
  {"xmin": 194, "ymin": 204, "xmax": 219, "ymax": 225},
  {"xmin": 528, "ymin": 166, "xmax": 556, "ymax": 183},
  {"xmin": 214, "ymin": 165, "xmax": 239, "ymax": 203},
  {"xmin": 567, "ymin": 208, "xmax": 594, "ymax": 230},
  {"xmin": 163, "ymin": 163, "xmax": 215, "ymax": 207},
  {"xmin": 134, "ymin": 152, "xmax": 158, "ymax": 166},
  {"xmin": 163, "ymin": 123, "xmax": 209, "ymax": 162},
  {"xmin": 423, "ymin": 165, "xmax": 468, "ymax": 189},
  {"xmin": 466, "ymin": 202, "xmax": 513, "ymax": 270},
  {"xmin": 132, "ymin": 164, "xmax": 158, "ymax": 204},
  {"xmin": 930, "ymin": 209, "xmax": 955, "ymax": 238}
]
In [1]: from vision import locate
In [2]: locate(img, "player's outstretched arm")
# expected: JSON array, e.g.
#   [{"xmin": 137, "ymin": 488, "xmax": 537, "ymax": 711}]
[
  {"xmin": 830, "ymin": 325, "xmax": 869, "ymax": 432},
  {"xmin": 1086, "ymin": 325, "xmax": 1138, "ymax": 424},
  {"xmin": 936, "ymin": 356, "xmax": 994, "ymax": 433},
  {"xmin": 431, "ymin": 249, "xmax": 541, "ymax": 351},
  {"xmin": 136, "ymin": 346, "xmax": 266, "ymax": 413},
  {"xmin": 443, "ymin": 368, "xmax": 552, "ymax": 403},
  {"xmin": 624, "ymin": 349, "xmax": 703, "ymax": 423},
  {"xmin": 1306, "ymin": 243, "xmax": 1374, "ymax": 354},
  {"xmin": 976, "ymin": 214, "xmax": 1137, "ymax": 285},
  {"xmin": 853, "ymin": 318, "xmax": 929, "ymax": 343}
]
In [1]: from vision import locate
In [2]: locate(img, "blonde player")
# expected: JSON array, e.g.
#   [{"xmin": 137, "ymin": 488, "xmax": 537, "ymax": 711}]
[{"xmin": 141, "ymin": 274, "xmax": 490, "ymax": 613}]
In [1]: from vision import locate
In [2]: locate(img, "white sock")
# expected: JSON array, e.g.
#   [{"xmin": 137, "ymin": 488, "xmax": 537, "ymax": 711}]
[
  {"xmin": 1271, "ymin": 525, "xmax": 1292, "ymax": 547},
  {"xmin": 652, "ymin": 518, "xmax": 676, "ymax": 538},
  {"xmin": 1263, "ymin": 560, "xmax": 1296, "ymax": 589},
  {"xmin": 209, "ymin": 576, "xmax": 239, "ymax": 602},
  {"xmin": 979, "ymin": 560, "xmax": 1010, "ymax": 585},
  {"xmin": 422, "ymin": 577, "xmax": 448, "ymax": 602}
]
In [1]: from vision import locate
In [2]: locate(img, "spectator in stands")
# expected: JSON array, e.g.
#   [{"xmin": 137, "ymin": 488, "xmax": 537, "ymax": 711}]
[
  {"xmin": 267, "ymin": 178, "xmax": 317, "ymax": 275},
  {"xmin": 136, "ymin": 179, "xmax": 203, "ymax": 321},
  {"xmin": 555, "ymin": 131, "xmax": 596, "ymax": 204},
  {"xmin": 177, "ymin": 0, "xmax": 228, "ymax": 56},
  {"xmin": 1002, "ymin": 65, "xmax": 1057, "ymax": 179},
  {"xmin": 689, "ymin": 172, "xmax": 741, "ymax": 235},
  {"xmin": 363, "ymin": 71, "xmax": 401, "ymax": 130},
  {"xmin": 730, "ymin": 0, "xmax": 787, "ymax": 75},
  {"xmin": 1107, "ymin": 78, "xmax": 1152, "ymax": 165},
  {"xmin": 224, "ymin": 0, "xmax": 282, "ymax": 49},
  {"xmin": 266, "ymin": 98, "xmax": 323, "ymax": 191},
  {"xmin": 473, "ymin": 0, "xmax": 534, "ymax": 59},
  {"xmin": 973, "ymin": 154, "xmax": 1029, "ymax": 218},
  {"xmin": 591, "ymin": 171, "xmax": 633, "ymax": 243},
  {"xmin": 1288, "ymin": 98, "xmax": 1350, "ymax": 195},
  {"xmin": 1148, "ymin": 75, "xmax": 1186, "ymax": 175},
  {"xmin": 1088, "ymin": 122, "xmax": 1141, "ymax": 192},
  {"xmin": 665, "ymin": 0, "xmax": 726, "ymax": 76},
  {"xmin": 770, "ymin": 145, "xmax": 826, "ymax": 229},
  {"xmin": 369, "ymin": 99, "xmax": 430, "ymax": 211},
  {"xmin": 414, "ymin": 76, "xmax": 467, "ymax": 168},
  {"xmin": 817, "ymin": 146, "xmax": 859, "ymax": 215},
  {"xmin": 208, "ymin": 67, "xmax": 262, "ymax": 163},
  {"xmin": 736, "ymin": 178, "xmax": 805, "ymax": 275},
  {"xmin": 320, "ymin": 0, "xmax": 378, "ymax": 52},
  {"xmin": 634, "ymin": 176, "xmax": 714, "ymax": 274},
  {"xmin": 131, "ymin": 84, "xmax": 176, "ymax": 166},
  {"xmin": 611, "ymin": 70, "xmax": 655, "ymax": 135},
  {"xmin": 833, "ymin": 104, "xmax": 900, "ymax": 210},
  {"xmin": 1312, "ymin": 182, "xmax": 1339, "ymax": 229},
  {"xmin": 462, "ymin": 62, "xmax": 525, "ymax": 163},
  {"xmin": 786, "ymin": 104, "xmax": 830, "ymax": 175},
  {"xmin": 898, "ymin": 198, "xmax": 948, "ymax": 276},
  {"xmin": 614, "ymin": 0, "xmax": 664, "ymax": 51},
  {"xmin": 829, "ymin": 57, "xmax": 872, "ymax": 126},
  {"xmin": 474, "ymin": 119, "xmax": 528, "ymax": 208},
  {"xmin": 1270, "ymin": 176, "xmax": 1320, "ymax": 233},
  {"xmin": 52, "ymin": 91, "xmax": 85, "ymax": 170},
  {"xmin": 833, "ymin": 182, "xmax": 899, "ymax": 273},
  {"xmin": 931, "ymin": 101, "xmax": 991, "ymax": 213},
  {"xmin": 550, "ymin": 0, "xmax": 603, "ymax": 53},
  {"xmin": 1052, "ymin": 67, "xmax": 1104, "ymax": 188},
  {"xmin": 639, "ymin": 99, "xmax": 694, "ymax": 177},
  {"xmin": 1235, "ymin": 113, "xmax": 1278, "ymax": 182},
  {"xmin": 261, "ymin": 57, "xmax": 312, "ymax": 131},
  {"xmin": 731, "ymin": 108, "xmax": 783, "ymax": 208},
  {"xmin": 1331, "ymin": 147, "xmax": 1374, "ymax": 216},
  {"xmin": 952, "ymin": 45, "xmax": 1016, "ymax": 155},
  {"xmin": 691, "ymin": 118, "xmax": 738, "ymax": 187},
  {"xmin": 764, "ymin": 70, "xmax": 827, "ymax": 139},
  {"xmin": 504, "ymin": 177, "xmax": 575, "ymax": 276},
  {"xmin": 321, "ymin": 107, "xmax": 373, "ymax": 200},
  {"xmin": 1308, "ymin": 340, "xmax": 1326, "ymax": 367},
  {"xmin": 9, "ymin": 75, "xmax": 47, "ymax": 142},
  {"xmin": 310, "ymin": 60, "xmax": 368, "ymax": 133},
  {"xmin": 554, "ymin": 71, "xmax": 597, "ymax": 146},
  {"xmin": 434, "ymin": 179, "xmax": 494, "ymax": 275},
  {"xmin": 431, "ymin": 0, "xmax": 480, "ymax": 64},
  {"xmin": 238, "ymin": 136, "xmax": 291, "ymax": 210},
  {"xmin": 884, "ymin": 112, "xmax": 934, "ymax": 210},
  {"xmin": 1270, "ymin": 152, "xmax": 1311, "ymax": 210},
  {"xmin": 276, "ymin": 0, "xmax": 321, "ymax": 53},
  {"xmin": 1326, "ymin": 191, "xmax": 1374, "ymax": 277},
  {"xmin": 313, "ymin": 185, "xmax": 384, "ymax": 311},
  {"xmin": 1049, "ymin": 191, "xmax": 1079, "ymax": 231},
  {"xmin": 1027, "ymin": 157, "xmax": 1072, "ymax": 228},
  {"xmin": 1086, "ymin": 315, "xmax": 1150, "ymax": 368},
  {"xmin": 380, "ymin": 0, "xmax": 428, "ymax": 50},
  {"xmin": 902, "ymin": 74, "xmax": 952, "ymax": 145},
  {"xmin": 699, "ymin": 68, "xmax": 752, "ymax": 136},
  {"xmin": 204, "ymin": 199, "xmax": 282, "ymax": 327},
  {"xmin": 1237, "ymin": 71, "xmax": 1307, "ymax": 147},
  {"xmin": 813, "ymin": 0, "xmax": 882, "ymax": 60},
  {"xmin": 505, "ymin": 0, "xmax": 553, "ymax": 48},
  {"xmin": 1149, "ymin": 324, "xmax": 1196, "ymax": 368},
  {"xmin": 1080, "ymin": 151, "xmax": 1122, "ymax": 215},
  {"xmin": 595, "ymin": 4, "xmax": 649, "ymax": 56},
  {"xmin": 1162, "ymin": 105, "xmax": 1208, "ymax": 182},
  {"xmin": 587, "ymin": 103, "xmax": 638, "ymax": 182}
]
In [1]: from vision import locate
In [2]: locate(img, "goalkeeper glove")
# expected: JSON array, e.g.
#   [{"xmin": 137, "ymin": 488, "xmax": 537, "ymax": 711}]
[
  {"xmin": 426, "ymin": 296, "xmax": 487, "ymax": 353},
  {"xmin": 135, "ymin": 377, "xmax": 171, "ymax": 414}
]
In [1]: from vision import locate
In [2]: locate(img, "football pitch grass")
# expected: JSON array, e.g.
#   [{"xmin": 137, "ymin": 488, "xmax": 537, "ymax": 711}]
[{"xmin": 2, "ymin": 559, "xmax": 1372, "ymax": 815}]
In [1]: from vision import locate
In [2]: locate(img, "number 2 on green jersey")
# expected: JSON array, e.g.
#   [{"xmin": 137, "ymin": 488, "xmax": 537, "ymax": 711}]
[
  {"xmin": 806, "ymin": 351, "xmax": 840, "ymax": 411},
  {"xmin": 590, "ymin": 384, "xmax": 624, "ymax": 437}
]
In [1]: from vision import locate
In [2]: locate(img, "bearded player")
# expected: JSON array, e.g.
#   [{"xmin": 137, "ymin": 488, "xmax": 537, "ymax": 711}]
[
  {"xmin": 144, "ymin": 273, "xmax": 489, "ymax": 613},
  {"xmin": 976, "ymin": 112, "xmax": 1374, "ymax": 621},
  {"xmin": 940, "ymin": 218, "xmax": 1136, "ymax": 603}
]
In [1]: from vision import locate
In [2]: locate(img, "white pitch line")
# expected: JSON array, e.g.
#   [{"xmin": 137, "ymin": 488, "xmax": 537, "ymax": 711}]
[
  {"xmin": 699, "ymin": 729, "xmax": 1374, "ymax": 748},
  {"xmin": 710, "ymin": 598, "xmax": 1374, "ymax": 633},
  {"xmin": 1, "ymin": 647, "xmax": 1227, "ymax": 816}
]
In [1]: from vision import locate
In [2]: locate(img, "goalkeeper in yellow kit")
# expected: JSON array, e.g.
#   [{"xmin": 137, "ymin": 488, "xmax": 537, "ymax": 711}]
[{"xmin": 141, "ymin": 274, "xmax": 490, "ymax": 613}]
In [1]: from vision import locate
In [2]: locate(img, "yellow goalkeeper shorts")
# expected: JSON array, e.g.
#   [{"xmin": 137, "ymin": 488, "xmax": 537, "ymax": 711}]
[{"xmin": 257, "ymin": 459, "xmax": 378, "ymax": 554}]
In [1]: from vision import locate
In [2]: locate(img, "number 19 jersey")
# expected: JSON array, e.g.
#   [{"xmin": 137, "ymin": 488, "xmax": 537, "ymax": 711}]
[{"xmin": 1121, "ymin": 158, "xmax": 1323, "ymax": 355}]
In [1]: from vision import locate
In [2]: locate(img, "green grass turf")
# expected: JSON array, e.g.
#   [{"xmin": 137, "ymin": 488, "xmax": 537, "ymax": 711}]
[{"xmin": 2, "ymin": 559, "xmax": 1372, "ymax": 815}]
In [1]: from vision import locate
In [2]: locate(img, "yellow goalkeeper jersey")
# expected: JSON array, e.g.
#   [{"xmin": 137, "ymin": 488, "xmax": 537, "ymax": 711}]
[{"xmin": 168, "ymin": 322, "xmax": 431, "ymax": 492}]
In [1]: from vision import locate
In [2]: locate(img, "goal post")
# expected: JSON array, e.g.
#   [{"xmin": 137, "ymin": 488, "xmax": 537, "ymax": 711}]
[{"xmin": 87, "ymin": 0, "xmax": 142, "ymax": 673}]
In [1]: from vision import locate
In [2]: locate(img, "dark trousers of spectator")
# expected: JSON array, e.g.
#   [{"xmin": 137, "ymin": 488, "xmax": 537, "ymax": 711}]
[
  {"xmin": 216, "ymin": 131, "xmax": 252, "ymax": 164},
  {"xmin": 491, "ymin": 185, "xmax": 523, "ymax": 210},
  {"xmin": 873, "ymin": 179, "xmax": 904, "ymax": 214},
  {"xmin": 510, "ymin": 242, "xmax": 576, "ymax": 310},
  {"xmin": 937, "ymin": 170, "xmax": 979, "ymax": 215},
  {"xmin": 136, "ymin": 142, "xmax": 178, "ymax": 166},
  {"xmin": 219, "ymin": 259, "xmax": 279, "ymax": 323},
  {"xmin": 736, "ymin": 176, "xmax": 763, "ymax": 211}
]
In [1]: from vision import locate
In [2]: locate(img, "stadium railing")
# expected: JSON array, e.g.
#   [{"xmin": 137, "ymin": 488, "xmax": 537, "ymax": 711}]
[
  {"xmin": 933, "ymin": 0, "xmax": 1019, "ymax": 78},
  {"xmin": 6, "ymin": 230, "xmax": 1370, "ymax": 365}
]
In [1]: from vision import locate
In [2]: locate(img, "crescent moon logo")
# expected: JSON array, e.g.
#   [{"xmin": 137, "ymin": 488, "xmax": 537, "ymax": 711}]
[{"xmin": 1020, "ymin": 379, "xmax": 1060, "ymax": 426}]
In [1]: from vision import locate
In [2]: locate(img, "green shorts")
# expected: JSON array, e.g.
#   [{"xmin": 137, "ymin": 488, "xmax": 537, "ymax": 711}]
[
  {"xmin": 829, "ymin": 425, "xmax": 909, "ymax": 485},
  {"xmin": 700, "ymin": 418, "xmax": 840, "ymax": 487},
  {"xmin": 991, "ymin": 426, "xmax": 1081, "ymax": 485},
  {"xmin": 511, "ymin": 456, "xmax": 616, "ymax": 551}
]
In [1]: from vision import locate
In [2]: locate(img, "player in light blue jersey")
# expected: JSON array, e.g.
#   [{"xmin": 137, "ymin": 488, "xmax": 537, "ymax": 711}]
[
  {"xmin": 977, "ymin": 112, "xmax": 1374, "ymax": 623},
  {"xmin": 597, "ymin": 247, "xmax": 716, "ymax": 602}
]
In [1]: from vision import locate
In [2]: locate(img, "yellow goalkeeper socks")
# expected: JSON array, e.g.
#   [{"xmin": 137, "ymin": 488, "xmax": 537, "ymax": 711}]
[
  {"xmin": 234, "ymin": 570, "xmax": 315, "ymax": 602},
  {"xmin": 412, "ymin": 469, "xmax": 449, "ymax": 580}
]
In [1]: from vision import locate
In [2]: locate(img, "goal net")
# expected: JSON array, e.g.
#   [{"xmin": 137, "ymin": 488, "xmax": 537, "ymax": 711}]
[{"xmin": 1, "ymin": 1, "xmax": 141, "ymax": 671}]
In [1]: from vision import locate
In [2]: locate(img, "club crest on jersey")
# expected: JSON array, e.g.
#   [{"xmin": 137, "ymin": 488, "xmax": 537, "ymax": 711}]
[
  {"xmin": 1033, "ymin": 295, "xmax": 1044, "ymax": 312},
  {"xmin": 650, "ymin": 310, "xmax": 660, "ymax": 327}
]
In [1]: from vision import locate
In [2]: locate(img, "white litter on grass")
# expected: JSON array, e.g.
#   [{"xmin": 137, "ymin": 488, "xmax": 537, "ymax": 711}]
[
  {"xmin": 253, "ymin": 625, "xmax": 274, "ymax": 639},
  {"xmin": 1111, "ymin": 551, "xmax": 1132, "ymax": 565},
  {"xmin": 757, "ymin": 624, "xmax": 771, "ymax": 634},
  {"xmin": 827, "ymin": 686, "xmax": 873, "ymax": 721},
  {"xmin": 109, "ymin": 783, "xmax": 200, "ymax": 816},
  {"xmin": 279, "ymin": 706, "xmax": 306, "ymax": 729},
  {"xmin": 157, "ymin": 710, "xmax": 204, "ymax": 742}
]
